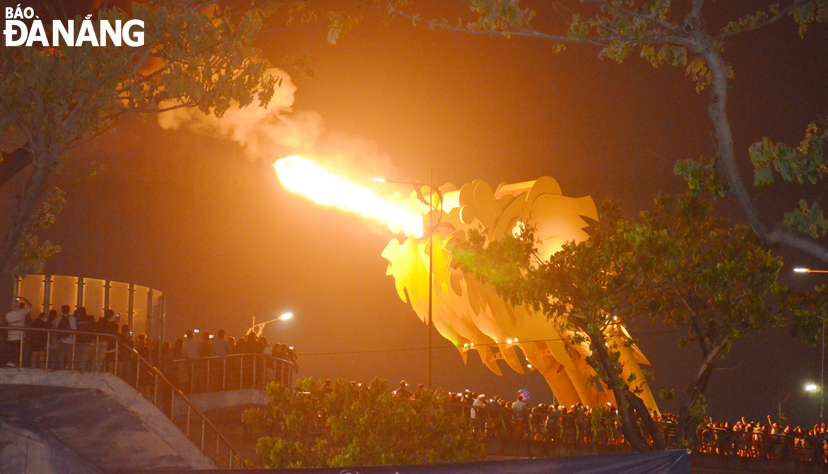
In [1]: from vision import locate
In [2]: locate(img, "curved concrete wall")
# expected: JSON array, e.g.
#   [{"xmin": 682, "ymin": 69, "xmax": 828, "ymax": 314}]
[
  {"xmin": 0, "ymin": 420, "xmax": 102, "ymax": 474},
  {"xmin": 0, "ymin": 369, "xmax": 215, "ymax": 471}
]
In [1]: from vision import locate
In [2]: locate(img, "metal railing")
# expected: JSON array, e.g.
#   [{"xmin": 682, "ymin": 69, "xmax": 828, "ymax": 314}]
[
  {"xmin": 0, "ymin": 327, "xmax": 245, "ymax": 469},
  {"xmin": 454, "ymin": 404, "xmax": 624, "ymax": 445},
  {"xmin": 172, "ymin": 353, "xmax": 296, "ymax": 395},
  {"xmin": 455, "ymin": 403, "xmax": 828, "ymax": 464},
  {"xmin": 695, "ymin": 426, "xmax": 828, "ymax": 463}
]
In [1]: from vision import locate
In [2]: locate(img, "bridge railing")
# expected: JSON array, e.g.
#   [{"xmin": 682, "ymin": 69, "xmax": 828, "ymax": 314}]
[
  {"xmin": 454, "ymin": 402, "xmax": 828, "ymax": 464},
  {"xmin": 172, "ymin": 353, "xmax": 296, "ymax": 395},
  {"xmin": 694, "ymin": 425, "xmax": 828, "ymax": 463},
  {"xmin": 0, "ymin": 327, "xmax": 246, "ymax": 469}
]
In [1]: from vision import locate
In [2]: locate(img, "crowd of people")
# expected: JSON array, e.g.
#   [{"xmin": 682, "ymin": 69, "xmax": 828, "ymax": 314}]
[
  {"xmin": 385, "ymin": 381, "xmax": 828, "ymax": 463},
  {"xmin": 151, "ymin": 328, "xmax": 297, "ymax": 392},
  {"xmin": 0, "ymin": 298, "xmax": 129, "ymax": 370},
  {"xmin": 0, "ymin": 297, "xmax": 297, "ymax": 381},
  {"xmin": 6, "ymin": 296, "xmax": 828, "ymax": 464},
  {"xmin": 695, "ymin": 416, "xmax": 828, "ymax": 462},
  {"xmin": 438, "ymin": 388, "xmax": 625, "ymax": 450}
]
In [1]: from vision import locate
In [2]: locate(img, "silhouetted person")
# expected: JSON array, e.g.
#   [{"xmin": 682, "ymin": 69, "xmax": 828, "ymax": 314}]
[{"xmin": 4, "ymin": 296, "xmax": 31, "ymax": 367}]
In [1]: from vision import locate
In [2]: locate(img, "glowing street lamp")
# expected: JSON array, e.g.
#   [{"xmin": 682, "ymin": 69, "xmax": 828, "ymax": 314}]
[
  {"xmin": 806, "ymin": 383, "xmax": 821, "ymax": 393},
  {"xmin": 373, "ymin": 173, "xmax": 443, "ymax": 390},
  {"xmin": 249, "ymin": 312, "xmax": 294, "ymax": 337},
  {"xmin": 794, "ymin": 267, "xmax": 828, "ymax": 274}
]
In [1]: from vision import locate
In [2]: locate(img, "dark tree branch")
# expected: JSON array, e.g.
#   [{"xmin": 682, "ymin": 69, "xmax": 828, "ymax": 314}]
[
  {"xmin": 720, "ymin": 0, "xmax": 811, "ymax": 38},
  {"xmin": 583, "ymin": 0, "xmax": 680, "ymax": 34}
]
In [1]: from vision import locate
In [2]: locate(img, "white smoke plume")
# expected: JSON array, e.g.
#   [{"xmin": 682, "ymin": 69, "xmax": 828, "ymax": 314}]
[{"xmin": 156, "ymin": 69, "xmax": 396, "ymax": 185}]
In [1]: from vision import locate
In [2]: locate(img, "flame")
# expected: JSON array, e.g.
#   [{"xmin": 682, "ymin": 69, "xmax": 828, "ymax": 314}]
[{"xmin": 274, "ymin": 155, "xmax": 424, "ymax": 237}]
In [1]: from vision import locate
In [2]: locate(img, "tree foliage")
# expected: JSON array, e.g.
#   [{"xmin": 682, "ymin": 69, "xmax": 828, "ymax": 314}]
[
  {"xmin": 0, "ymin": 0, "xmax": 277, "ymax": 278},
  {"xmin": 452, "ymin": 194, "xmax": 792, "ymax": 449},
  {"xmin": 243, "ymin": 377, "xmax": 485, "ymax": 468},
  {"xmin": 299, "ymin": 0, "xmax": 828, "ymax": 270}
]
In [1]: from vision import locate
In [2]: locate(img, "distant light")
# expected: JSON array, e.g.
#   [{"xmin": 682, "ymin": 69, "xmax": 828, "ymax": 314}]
[
  {"xmin": 280, "ymin": 312, "xmax": 294, "ymax": 320},
  {"xmin": 507, "ymin": 338, "xmax": 513, "ymax": 344},
  {"xmin": 194, "ymin": 329, "xmax": 200, "ymax": 333},
  {"xmin": 806, "ymin": 383, "xmax": 820, "ymax": 393},
  {"xmin": 470, "ymin": 343, "xmax": 474, "ymax": 347},
  {"xmin": 514, "ymin": 338, "xmax": 518, "ymax": 342},
  {"xmin": 794, "ymin": 268, "xmax": 810, "ymax": 273},
  {"xmin": 371, "ymin": 177, "xmax": 388, "ymax": 182},
  {"xmin": 527, "ymin": 364, "xmax": 533, "ymax": 369}
]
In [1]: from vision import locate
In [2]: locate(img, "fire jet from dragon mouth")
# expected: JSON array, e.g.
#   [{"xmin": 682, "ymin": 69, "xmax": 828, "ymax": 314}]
[{"xmin": 275, "ymin": 155, "xmax": 658, "ymax": 412}]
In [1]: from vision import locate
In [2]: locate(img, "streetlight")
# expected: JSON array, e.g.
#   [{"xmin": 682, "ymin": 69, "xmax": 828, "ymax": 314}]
[
  {"xmin": 373, "ymin": 173, "xmax": 443, "ymax": 389},
  {"xmin": 806, "ymin": 382, "xmax": 821, "ymax": 393},
  {"xmin": 794, "ymin": 267, "xmax": 826, "ymax": 419},
  {"xmin": 249, "ymin": 312, "xmax": 293, "ymax": 337},
  {"xmin": 794, "ymin": 267, "xmax": 828, "ymax": 274}
]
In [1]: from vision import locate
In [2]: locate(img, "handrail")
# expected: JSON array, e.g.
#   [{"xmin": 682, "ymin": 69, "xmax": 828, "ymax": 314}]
[
  {"xmin": 451, "ymin": 402, "xmax": 828, "ymax": 462},
  {"xmin": 694, "ymin": 425, "xmax": 828, "ymax": 461},
  {"xmin": 0, "ymin": 326, "xmax": 246, "ymax": 469},
  {"xmin": 0, "ymin": 326, "xmax": 119, "ymax": 371},
  {"xmin": 172, "ymin": 353, "xmax": 297, "ymax": 395},
  {"xmin": 116, "ymin": 342, "xmax": 246, "ymax": 468}
]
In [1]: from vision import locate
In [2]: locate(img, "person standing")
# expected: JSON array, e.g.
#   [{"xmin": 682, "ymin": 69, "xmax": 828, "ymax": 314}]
[
  {"xmin": 512, "ymin": 392, "xmax": 528, "ymax": 420},
  {"xmin": 30, "ymin": 311, "xmax": 51, "ymax": 368},
  {"xmin": 472, "ymin": 394, "xmax": 487, "ymax": 434},
  {"xmin": 194, "ymin": 331, "xmax": 212, "ymax": 392},
  {"xmin": 4, "ymin": 296, "xmax": 31, "ymax": 367},
  {"xmin": 512, "ymin": 391, "xmax": 530, "ymax": 456},
  {"xmin": 181, "ymin": 331, "xmax": 200, "ymax": 359},
  {"xmin": 95, "ymin": 310, "xmax": 118, "ymax": 371},
  {"xmin": 210, "ymin": 329, "xmax": 230, "ymax": 357},
  {"xmin": 76, "ymin": 307, "xmax": 96, "ymax": 371},
  {"xmin": 56, "ymin": 305, "xmax": 77, "ymax": 369}
]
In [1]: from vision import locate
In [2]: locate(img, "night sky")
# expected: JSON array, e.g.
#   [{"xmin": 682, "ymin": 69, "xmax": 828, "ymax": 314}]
[{"xmin": 2, "ymin": 0, "xmax": 828, "ymax": 428}]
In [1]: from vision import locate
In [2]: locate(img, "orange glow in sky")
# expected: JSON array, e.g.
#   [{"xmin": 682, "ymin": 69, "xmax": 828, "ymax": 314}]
[{"xmin": 274, "ymin": 155, "xmax": 423, "ymax": 237}]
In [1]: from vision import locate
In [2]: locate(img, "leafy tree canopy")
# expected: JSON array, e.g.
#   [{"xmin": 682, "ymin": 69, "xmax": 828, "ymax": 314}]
[
  {"xmin": 452, "ymin": 193, "xmax": 796, "ymax": 449},
  {"xmin": 284, "ymin": 0, "xmax": 828, "ymax": 268},
  {"xmin": 243, "ymin": 377, "xmax": 485, "ymax": 468},
  {"xmin": 0, "ymin": 0, "xmax": 277, "ymax": 278}
]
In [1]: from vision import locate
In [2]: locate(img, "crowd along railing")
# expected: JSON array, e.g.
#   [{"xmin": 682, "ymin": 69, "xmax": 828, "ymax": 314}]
[
  {"xmin": 695, "ymin": 425, "xmax": 828, "ymax": 463},
  {"xmin": 172, "ymin": 353, "xmax": 297, "ymax": 395},
  {"xmin": 0, "ymin": 327, "xmax": 245, "ymax": 469},
  {"xmin": 452, "ymin": 402, "xmax": 828, "ymax": 464}
]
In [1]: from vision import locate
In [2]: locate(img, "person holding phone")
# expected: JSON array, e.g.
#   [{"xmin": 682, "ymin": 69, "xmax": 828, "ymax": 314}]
[{"xmin": 4, "ymin": 296, "xmax": 31, "ymax": 367}]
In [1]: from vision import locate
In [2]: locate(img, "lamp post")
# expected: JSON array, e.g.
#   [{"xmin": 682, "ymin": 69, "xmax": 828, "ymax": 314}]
[
  {"xmin": 794, "ymin": 267, "xmax": 826, "ymax": 419},
  {"xmin": 249, "ymin": 312, "xmax": 293, "ymax": 337},
  {"xmin": 373, "ymin": 173, "xmax": 443, "ymax": 389},
  {"xmin": 794, "ymin": 268, "xmax": 828, "ymax": 274}
]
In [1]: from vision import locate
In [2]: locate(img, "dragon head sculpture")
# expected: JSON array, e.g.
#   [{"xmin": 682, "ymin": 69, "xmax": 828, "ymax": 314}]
[{"xmin": 381, "ymin": 177, "xmax": 658, "ymax": 412}]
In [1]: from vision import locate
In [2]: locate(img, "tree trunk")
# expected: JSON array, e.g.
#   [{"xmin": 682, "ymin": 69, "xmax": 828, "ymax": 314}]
[
  {"xmin": 676, "ymin": 337, "xmax": 728, "ymax": 444},
  {"xmin": 590, "ymin": 331, "xmax": 665, "ymax": 451},
  {"xmin": 0, "ymin": 148, "xmax": 57, "ymax": 279}
]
